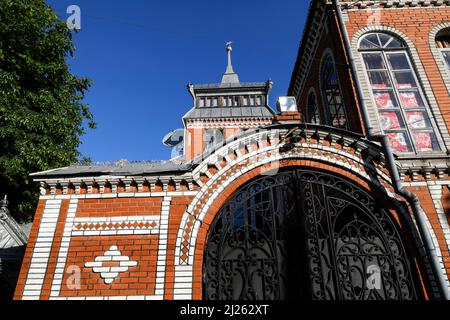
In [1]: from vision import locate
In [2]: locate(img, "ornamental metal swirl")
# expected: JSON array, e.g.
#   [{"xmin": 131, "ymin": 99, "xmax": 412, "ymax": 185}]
[{"xmin": 203, "ymin": 170, "xmax": 418, "ymax": 300}]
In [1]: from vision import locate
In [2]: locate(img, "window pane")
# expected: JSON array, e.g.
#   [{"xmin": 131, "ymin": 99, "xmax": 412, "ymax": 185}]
[
  {"xmin": 412, "ymin": 132, "xmax": 439, "ymax": 152},
  {"xmin": 383, "ymin": 36, "xmax": 405, "ymax": 49},
  {"xmin": 378, "ymin": 33, "xmax": 393, "ymax": 48},
  {"xmin": 398, "ymin": 90, "xmax": 424, "ymax": 109},
  {"xmin": 393, "ymin": 71, "xmax": 417, "ymax": 89},
  {"xmin": 363, "ymin": 53, "xmax": 385, "ymax": 70},
  {"xmin": 379, "ymin": 111, "xmax": 404, "ymax": 130},
  {"xmin": 360, "ymin": 34, "xmax": 380, "ymax": 49},
  {"xmin": 368, "ymin": 71, "xmax": 392, "ymax": 88},
  {"xmin": 386, "ymin": 132, "xmax": 412, "ymax": 152},
  {"xmin": 405, "ymin": 111, "xmax": 430, "ymax": 129},
  {"xmin": 387, "ymin": 53, "xmax": 410, "ymax": 70},
  {"xmin": 443, "ymin": 51, "xmax": 450, "ymax": 69},
  {"xmin": 373, "ymin": 90, "xmax": 398, "ymax": 109}
]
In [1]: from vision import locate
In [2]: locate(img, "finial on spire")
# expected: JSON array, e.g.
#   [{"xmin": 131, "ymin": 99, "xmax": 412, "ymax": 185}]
[
  {"xmin": 225, "ymin": 41, "xmax": 234, "ymax": 74},
  {"xmin": 221, "ymin": 41, "xmax": 240, "ymax": 85}
]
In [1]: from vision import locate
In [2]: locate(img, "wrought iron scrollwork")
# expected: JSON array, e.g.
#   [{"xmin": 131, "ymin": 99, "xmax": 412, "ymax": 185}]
[{"xmin": 203, "ymin": 170, "xmax": 418, "ymax": 300}]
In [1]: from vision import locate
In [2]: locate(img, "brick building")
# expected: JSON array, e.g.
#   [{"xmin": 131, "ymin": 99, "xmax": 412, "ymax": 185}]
[{"xmin": 13, "ymin": 0, "xmax": 450, "ymax": 300}]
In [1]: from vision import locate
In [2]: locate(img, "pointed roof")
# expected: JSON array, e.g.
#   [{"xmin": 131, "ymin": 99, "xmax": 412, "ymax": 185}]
[
  {"xmin": 221, "ymin": 42, "xmax": 240, "ymax": 85},
  {"xmin": 0, "ymin": 196, "xmax": 28, "ymax": 248}
]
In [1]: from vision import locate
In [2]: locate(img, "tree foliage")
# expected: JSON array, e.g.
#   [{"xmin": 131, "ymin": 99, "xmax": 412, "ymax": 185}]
[{"xmin": 0, "ymin": 0, "xmax": 95, "ymax": 222}]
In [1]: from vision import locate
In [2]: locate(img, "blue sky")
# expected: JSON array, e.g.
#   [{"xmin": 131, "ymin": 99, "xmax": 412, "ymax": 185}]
[{"xmin": 46, "ymin": 0, "xmax": 308, "ymax": 162}]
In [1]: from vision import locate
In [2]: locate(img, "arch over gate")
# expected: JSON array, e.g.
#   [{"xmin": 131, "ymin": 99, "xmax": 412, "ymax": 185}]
[
  {"xmin": 172, "ymin": 125, "xmax": 434, "ymax": 299},
  {"xmin": 203, "ymin": 169, "xmax": 419, "ymax": 300}
]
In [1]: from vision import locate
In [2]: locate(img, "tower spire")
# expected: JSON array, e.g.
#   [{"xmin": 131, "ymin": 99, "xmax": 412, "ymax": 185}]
[{"xmin": 221, "ymin": 41, "xmax": 240, "ymax": 85}]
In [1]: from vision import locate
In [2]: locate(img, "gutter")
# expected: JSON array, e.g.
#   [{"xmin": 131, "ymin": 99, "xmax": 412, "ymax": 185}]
[{"xmin": 333, "ymin": 0, "xmax": 450, "ymax": 300}]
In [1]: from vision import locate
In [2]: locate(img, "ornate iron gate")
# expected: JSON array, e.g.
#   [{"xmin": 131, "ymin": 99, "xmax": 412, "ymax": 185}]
[{"xmin": 203, "ymin": 170, "xmax": 418, "ymax": 300}]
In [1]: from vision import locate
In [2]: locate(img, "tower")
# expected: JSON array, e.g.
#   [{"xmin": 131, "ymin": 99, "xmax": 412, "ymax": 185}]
[{"xmin": 183, "ymin": 42, "xmax": 275, "ymax": 161}]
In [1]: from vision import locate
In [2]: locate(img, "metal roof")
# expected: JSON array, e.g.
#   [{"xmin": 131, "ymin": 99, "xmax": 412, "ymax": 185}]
[
  {"xmin": 30, "ymin": 160, "xmax": 191, "ymax": 178},
  {"xmin": 184, "ymin": 106, "xmax": 274, "ymax": 119}
]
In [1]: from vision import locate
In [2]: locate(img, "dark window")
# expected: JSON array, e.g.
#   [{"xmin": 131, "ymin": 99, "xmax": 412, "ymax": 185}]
[
  {"xmin": 436, "ymin": 29, "xmax": 450, "ymax": 70},
  {"xmin": 320, "ymin": 55, "xmax": 347, "ymax": 129},
  {"xmin": 307, "ymin": 91, "xmax": 320, "ymax": 124}
]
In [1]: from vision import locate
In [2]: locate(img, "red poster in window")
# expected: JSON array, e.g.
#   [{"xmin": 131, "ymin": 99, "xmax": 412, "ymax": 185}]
[
  {"xmin": 374, "ymin": 92, "xmax": 394, "ymax": 109},
  {"xmin": 372, "ymin": 84, "xmax": 388, "ymax": 89},
  {"xmin": 414, "ymin": 132, "xmax": 433, "ymax": 152},
  {"xmin": 387, "ymin": 133, "xmax": 409, "ymax": 152},
  {"xmin": 400, "ymin": 92, "xmax": 419, "ymax": 108},
  {"xmin": 397, "ymin": 83, "xmax": 413, "ymax": 89},
  {"xmin": 406, "ymin": 112, "xmax": 426, "ymax": 129},
  {"xmin": 380, "ymin": 112, "xmax": 401, "ymax": 130}
]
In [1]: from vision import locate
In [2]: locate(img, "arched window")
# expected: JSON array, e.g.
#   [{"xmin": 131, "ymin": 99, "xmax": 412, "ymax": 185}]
[
  {"xmin": 307, "ymin": 90, "xmax": 320, "ymax": 124},
  {"xmin": 436, "ymin": 28, "xmax": 450, "ymax": 71},
  {"xmin": 320, "ymin": 55, "xmax": 347, "ymax": 129},
  {"xmin": 359, "ymin": 32, "xmax": 441, "ymax": 153}
]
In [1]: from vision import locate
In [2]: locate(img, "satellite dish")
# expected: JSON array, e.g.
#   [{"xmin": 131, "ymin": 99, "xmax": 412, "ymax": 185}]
[{"xmin": 162, "ymin": 129, "xmax": 184, "ymax": 147}]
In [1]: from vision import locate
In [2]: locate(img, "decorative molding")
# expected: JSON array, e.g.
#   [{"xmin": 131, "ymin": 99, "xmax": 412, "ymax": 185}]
[{"xmin": 340, "ymin": 0, "xmax": 450, "ymax": 10}]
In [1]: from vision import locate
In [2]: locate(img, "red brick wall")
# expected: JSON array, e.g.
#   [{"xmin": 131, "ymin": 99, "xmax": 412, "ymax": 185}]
[
  {"xmin": 60, "ymin": 235, "xmax": 158, "ymax": 298},
  {"xmin": 76, "ymin": 198, "xmax": 162, "ymax": 217}
]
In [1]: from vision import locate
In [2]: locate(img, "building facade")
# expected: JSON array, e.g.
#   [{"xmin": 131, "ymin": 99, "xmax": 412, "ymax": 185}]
[{"xmin": 13, "ymin": 0, "xmax": 450, "ymax": 300}]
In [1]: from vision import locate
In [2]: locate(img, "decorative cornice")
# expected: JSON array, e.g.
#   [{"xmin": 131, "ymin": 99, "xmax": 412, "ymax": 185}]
[{"xmin": 185, "ymin": 117, "xmax": 273, "ymax": 128}]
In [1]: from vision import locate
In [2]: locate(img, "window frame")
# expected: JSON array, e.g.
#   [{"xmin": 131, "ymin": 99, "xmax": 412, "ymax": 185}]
[
  {"xmin": 307, "ymin": 90, "xmax": 320, "ymax": 124},
  {"xmin": 436, "ymin": 30, "xmax": 450, "ymax": 91},
  {"xmin": 320, "ymin": 54, "xmax": 348, "ymax": 129},
  {"xmin": 359, "ymin": 33, "xmax": 443, "ymax": 154}
]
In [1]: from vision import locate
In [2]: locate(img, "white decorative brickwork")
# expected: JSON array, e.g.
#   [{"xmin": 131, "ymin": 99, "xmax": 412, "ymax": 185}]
[
  {"xmin": 155, "ymin": 196, "xmax": 171, "ymax": 298},
  {"xmin": 22, "ymin": 200, "xmax": 62, "ymax": 300},
  {"xmin": 71, "ymin": 215, "xmax": 160, "ymax": 236},
  {"xmin": 49, "ymin": 199, "xmax": 78, "ymax": 299},
  {"xmin": 85, "ymin": 246, "xmax": 138, "ymax": 284}
]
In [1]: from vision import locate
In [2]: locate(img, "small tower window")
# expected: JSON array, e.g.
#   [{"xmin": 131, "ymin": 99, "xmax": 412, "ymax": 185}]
[
  {"xmin": 204, "ymin": 129, "xmax": 224, "ymax": 152},
  {"xmin": 359, "ymin": 32, "xmax": 441, "ymax": 153}
]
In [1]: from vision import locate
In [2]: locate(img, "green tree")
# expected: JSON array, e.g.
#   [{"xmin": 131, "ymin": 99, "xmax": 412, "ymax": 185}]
[{"xmin": 0, "ymin": 0, "xmax": 95, "ymax": 222}]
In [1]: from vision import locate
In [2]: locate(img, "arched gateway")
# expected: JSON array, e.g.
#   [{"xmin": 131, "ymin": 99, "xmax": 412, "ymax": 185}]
[{"xmin": 203, "ymin": 169, "xmax": 418, "ymax": 300}]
